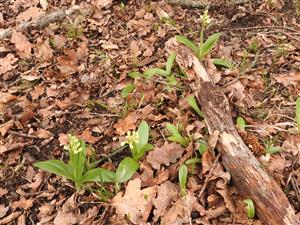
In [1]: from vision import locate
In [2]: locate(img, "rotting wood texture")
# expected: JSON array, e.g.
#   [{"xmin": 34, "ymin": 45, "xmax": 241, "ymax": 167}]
[{"xmin": 165, "ymin": 38, "xmax": 300, "ymax": 225}]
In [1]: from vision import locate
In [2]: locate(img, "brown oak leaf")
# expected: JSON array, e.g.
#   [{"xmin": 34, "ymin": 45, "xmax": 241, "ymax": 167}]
[
  {"xmin": 0, "ymin": 54, "xmax": 18, "ymax": 75},
  {"xmin": 112, "ymin": 178, "xmax": 156, "ymax": 225},
  {"xmin": 11, "ymin": 31, "xmax": 32, "ymax": 57},
  {"xmin": 153, "ymin": 181, "xmax": 179, "ymax": 221},
  {"xmin": 146, "ymin": 142, "xmax": 185, "ymax": 170}
]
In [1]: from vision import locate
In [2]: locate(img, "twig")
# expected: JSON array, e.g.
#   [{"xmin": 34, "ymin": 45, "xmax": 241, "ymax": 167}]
[
  {"xmin": 198, "ymin": 153, "xmax": 221, "ymax": 198},
  {"xmin": 90, "ymin": 145, "xmax": 127, "ymax": 166},
  {"xmin": 225, "ymin": 25, "xmax": 300, "ymax": 34},
  {"xmin": 0, "ymin": 5, "xmax": 80, "ymax": 40},
  {"xmin": 166, "ymin": 0, "xmax": 251, "ymax": 8},
  {"xmin": 8, "ymin": 130, "xmax": 41, "ymax": 139}
]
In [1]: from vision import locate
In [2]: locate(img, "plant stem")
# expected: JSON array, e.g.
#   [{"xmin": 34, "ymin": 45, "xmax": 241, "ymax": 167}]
[
  {"xmin": 199, "ymin": 27, "xmax": 204, "ymax": 59},
  {"xmin": 90, "ymin": 145, "xmax": 127, "ymax": 167}
]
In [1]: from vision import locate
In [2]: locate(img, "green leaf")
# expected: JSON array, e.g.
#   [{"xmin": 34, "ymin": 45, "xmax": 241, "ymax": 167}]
[
  {"xmin": 197, "ymin": 139, "xmax": 208, "ymax": 155},
  {"xmin": 128, "ymin": 71, "xmax": 142, "ymax": 79},
  {"xmin": 165, "ymin": 52, "xmax": 176, "ymax": 75},
  {"xmin": 199, "ymin": 33, "xmax": 221, "ymax": 59},
  {"xmin": 176, "ymin": 35, "xmax": 199, "ymax": 56},
  {"xmin": 166, "ymin": 123, "xmax": 188, "ymax": 147},
  {"xmin": 265, "ymin": 145, "xmax": 281, "ymax": 154},
  {"xmin": 212, "ymin": 58, "xmax": 233, "ymax": 69},
  {"xmin": 187, "ymin": 96, "xmax": 203, "ymax": 117},
  {"xmin": 178, "ymin": 164, "xmax": 188, "ymax": 196},
  {"xmin": 143, "ymin": 68, "xmax": 168, "ymax": 78},
  {"xmin": 296, "ymin": 97, "xmax": 300, "ymax": 133},
  {"xmin": 236, "ymin": 116, "xmax": 246, "ymax": 131},
  {"xmin": 34, "ymin": 160, "xmax": 74, "ymax": 180},
  {"xmin": 81, "ymin": 168, "xmax": 116, "ymax": 183},
  {"xmin": 115, "ymin": 157, "xmax": 139, "ymax": 184},
  {"xmin": 185, "ymin": 157, "xmax": 201, "ymax": 165},
  {"xmin": 121, "ymin": 84, "xmax": 135, "ymax": 98},
  {"xmin": 137, "ymin": 121, "xmax": 149, "ymax": 148},
  {"xmin": 244, "ymin": 198, "xmax": 255, "ymax": 219},
  {"xmin": 68, "ymin": 137, "xmax": 86, "ymax": 181},
  {"xmin": 133, "ymin": 143, "xmax": 154, "ymax": 161}
]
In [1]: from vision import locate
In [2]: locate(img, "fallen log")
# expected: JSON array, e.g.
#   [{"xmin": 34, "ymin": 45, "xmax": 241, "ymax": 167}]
[{"xmin": 165, "ymin": 38, "xmax": 299, "ymax": 225}]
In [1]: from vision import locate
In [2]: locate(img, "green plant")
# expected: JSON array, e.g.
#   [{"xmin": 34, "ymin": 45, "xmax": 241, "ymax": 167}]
[
  {"xmin": 115, "ymin": 157, "xmax": 139, "ymax": 192},
  {"xmin": 197, "ymin": 139, "xmax": 208, "ymax": 155},
  {"xmin": 264, "ymin": 140, "xmax": 281, "ymax": 155},
  {"xmin": 176, "ymin": 33, "xmax": 220, "ymax": 60},
  {"xmin": 127, "ymin": 53, "xmax": 178, "ymax": 92},
  {"xmin": 244, "ymin": 198, "xmax": 255, "ymax": 219},
  {"xmin": 35, "ymin": 135, "xmax": 140, "ymax": 193},
  {"xmin": 236, "ymin": 116, "xmax": 246, "ymax": 131},
  {"xmin": 34, "ymin": 135, "xmax": 115, "ymax": 191},
  {"xmin": 185, "ymin": 157, "xmax": 201, "ymax": 174},
  {"xmin": 296, "ymin": 97, "xmax": 300, "ymax": 133},
  {"xmin": 176, "ymin": 9, "xmax": 220, "ymax": 60},
  {"xmin": 178, "ymin": 164, "xmax": 188, "ymax": 196},
  {"xmin": 212, "ymin": 58, "xmax": 236, "ymax": 69},
  {"xmin": 65, "ymin": 21, "xmax": 83, "ymax": 39},
  {"xmin": 121, "ymin": 84, "xmax": 136, "ymax": 98},
  {"xmin": 166, "ymin": 123, "xmax": 189, "ymax": 147},
  {"xmin": 187, "ymin": 95, "xmax": 203, "ymax": 117},
  {"xmin": 121, "ymin": 121, "xmax": 154, "ymax": 161}
]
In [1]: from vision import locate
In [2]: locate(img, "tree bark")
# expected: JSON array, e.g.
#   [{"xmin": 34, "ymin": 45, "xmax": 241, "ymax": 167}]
[{"xmin": 165, "ymin": 38, "xmax": 299, "ymax": 225}]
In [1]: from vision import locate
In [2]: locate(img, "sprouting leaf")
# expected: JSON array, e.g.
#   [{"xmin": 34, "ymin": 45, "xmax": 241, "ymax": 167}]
[
  {"xmin": 296, "ymin": 97, "xmax": 300, "ymax": 133},
  {"xmin": 81, "ymin": 168, "xmax": 116, "ymax": 183},
  {"xmin": 212, "ymin": 58, "xmax": 234, "ymax": 69},
  {"xmin": 178, "ymin": 164, "xmax": 188, "ymax": 196},
  {"xmin": 236, "ymin": 116, "xmax": 246, "ymax": 131},
  {"xmin": 166, "ymin": 123, "xmax": 189, "ymax": 147},
  {"xmin": 128, "ymin": 71, "xmax": 142, "ymax": 79},
  {"xmin": 264, "ymin": 141, "xmax": 281, "ymax": 155},
  {"xmin": 265, "ymin": 145, "xmax": 281, "ymax": 154},
  {"xmin": 199, "ymin": 33, "xmax": 221, "ymax": 59},
  {"xmin": 34, "ymin": 160, "xmax": 74, "ymax": 180},
  {"xmin": 143, "ymin": 68, "xmax": 168, "ymax": 78},
  {"xmin": 165, "ymin": 52, "xmax": 176, "ymax": 75},
  {"xmin": 185, "ymin": 157, "xmax": 201, "ymax": 165},
  {"xmin": 187, "ymin": 95, "xmax": 203, "ymax": 117},
  {"xmin": 137, "ymin": 120, "xmax": 149, "ymax": 148},
  {"xmin": 121, "ymin": 84, "xmax": 135, "ymax": 98},
  {"xmin": 244, "ymin": 198, "xmax": 255, "ymax": 219},
  {"xmin": 115, "ymin": 157, "xmax": 139, "ymax": 184},
  {"xmin": 197, "ymin": 139, "xmax": 207, "ymax": 155},
  {"xmin": 133, "ymin": 143, "xmax": 154, "ymax": 161},
  {"xmin": 176, "ymin": 35, "xmax": 198, "ymax": 56}
]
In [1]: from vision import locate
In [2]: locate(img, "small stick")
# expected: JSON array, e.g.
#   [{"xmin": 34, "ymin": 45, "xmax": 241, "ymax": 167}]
[
  {"xmin": 198, "ymin": 153, "xmax": 221, "ymax": 198},
  {"xmin": 8, "ymin": 130, "xmax": 41, "ymax": 139}
]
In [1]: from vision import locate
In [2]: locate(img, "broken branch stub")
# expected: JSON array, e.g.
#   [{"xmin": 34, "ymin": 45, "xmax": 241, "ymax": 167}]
[{"xmin": 165, "ymin": 38, "xmax": 299, "ymax": 225}]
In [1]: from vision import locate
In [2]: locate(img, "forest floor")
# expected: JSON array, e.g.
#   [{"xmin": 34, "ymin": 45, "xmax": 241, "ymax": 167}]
[{"xmin": 0, "ymin": 0, "xmax": 300, "ymax": 224}]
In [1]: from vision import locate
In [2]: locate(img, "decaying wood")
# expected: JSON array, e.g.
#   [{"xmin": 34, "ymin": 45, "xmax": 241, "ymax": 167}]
[
  {"xmin": 165, "ymin": 38, "xmax": 299, "ymax": 225},
  {"xmin": 166, "ymin": 0, "xmax": 252, "ymax": 8},
  {"xmin": 166, "ymin": 0, "xmax": 208, "ymax": 8},
  {"xmin": 0, "ymin": 5, "xmax": 80, "ymax": 40}
]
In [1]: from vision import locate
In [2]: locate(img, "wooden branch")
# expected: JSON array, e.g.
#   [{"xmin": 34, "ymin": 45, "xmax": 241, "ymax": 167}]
[
  {"xmin": 166, "ymin": 0, "xmax": 251, "ymax": 8},
  {"xmin": 0, "ymin": 5, "xmax": 80, "ymax": 40},
  {"xmin": 166, "ymin": 0, "xmax": 208, "ymax": 8},
  {"xmin": 165, "ymin": 38, "xmax": 299, "ymax": 225}
]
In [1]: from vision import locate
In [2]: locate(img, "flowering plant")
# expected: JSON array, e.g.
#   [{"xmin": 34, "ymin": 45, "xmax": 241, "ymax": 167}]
[
  {"xmin": 121, "ymin": 121, "xmax": 154, "ymax": 161},
  {"xmin": 34, "ymin": 134, "xmax": 115, "ymax": 191}
]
